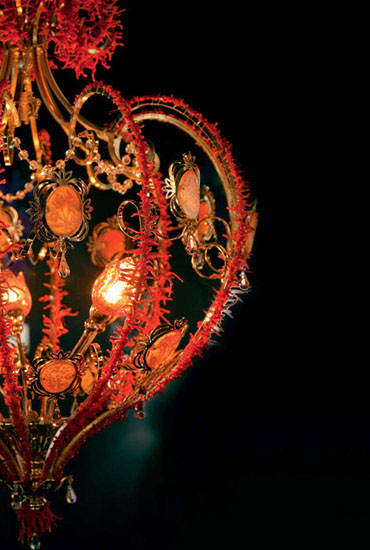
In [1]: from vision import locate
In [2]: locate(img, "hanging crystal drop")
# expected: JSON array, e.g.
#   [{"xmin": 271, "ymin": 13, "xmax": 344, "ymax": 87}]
[
  {"xmin": 58, "ymin": 253, "xmax": 70, "ymax": 278},
  {"xmin": 29, "ymin": 533, "xmax": 41, "ymax": 550},
  {"xmin": 10, "ymin": 492, "xmax": 24, "ymax": 510},
  {"xmin": 66, "ymin": 479, "xmax": 77, "ymax": 504},
  {"xmin": 238, "ymin": 270, "xmax": 249, "ymax": 290},
  {"xmin": 53, "ymin": 401, "xmax": 61, "ymax": 422},
  {"xmin": 185, "ymin": 233, "xmax": 198, "ymax": 255},
  {"xmin": 134, "ymin": 401, "xmax": 145, "ymax": 419},
  {"xmin": 193, "ymin": 250, "xmax": 204, "ymax": 270}
]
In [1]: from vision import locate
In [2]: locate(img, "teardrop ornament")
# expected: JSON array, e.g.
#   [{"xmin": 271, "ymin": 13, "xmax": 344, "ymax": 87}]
[
  {"xmin": 185, "ymin": 233, "xmax": 198, "ymax": 255},
  {"xmin": 29, "ymin": 533, "xmax": 41, "ymax": 550},
  {"xmin": 238, "ymin": 270, "xmax": 249, "ymax": 290},
  {"xmin": 66, "ymin": 480, "xmax": 77, "ymax": 504},
  {"xmin": 10, "ymin": 492, "xmax": 24, "ymax": 510},
  {"xmin": 134, "ymin": 401, "xmax": 145, "ymax": 419},
  {"xmin": 58, "ymin": 253, "xmax": 70, "ymax": 278}
]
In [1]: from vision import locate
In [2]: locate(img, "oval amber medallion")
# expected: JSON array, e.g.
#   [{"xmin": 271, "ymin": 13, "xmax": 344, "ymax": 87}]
[
  {"xmin": 45, "ymin": 185, "xmax": 83, "ymax": 237},
  {"xmin": 177, "ymin": 170, "xmax": 200, "ymax": 219},
  {"xmin": 197, "ymin": 199, "xmax": 213, "ymax": 240},
  {"xmin": 100, "ymin": 229, "xmax": 126, "ymax": 263},
  {"xmin": 39, "ymin": 359, "xmax": 77, "ymax": 394},
  {"xmin": 145, "ymin": 329, "xmax": 183, "ymax": 370}
]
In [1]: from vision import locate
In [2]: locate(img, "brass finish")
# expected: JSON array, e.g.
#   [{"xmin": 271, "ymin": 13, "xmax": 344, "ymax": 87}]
[{"xmin": 72, "ymin": 306, "xmax": 116, "ymax": 356}]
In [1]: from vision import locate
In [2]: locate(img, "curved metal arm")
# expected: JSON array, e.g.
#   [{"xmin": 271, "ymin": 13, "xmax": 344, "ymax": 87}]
[
  {"xmin": 0, "ymin": 433, "xmax": 24, "ymax": 479},
  {"xmin": 32, "ymin": 45, "xmax": 116, "ymax": 142},
  {"xmin": 130, "ymin": 101, "xmax": 239, "ymax": 234}
]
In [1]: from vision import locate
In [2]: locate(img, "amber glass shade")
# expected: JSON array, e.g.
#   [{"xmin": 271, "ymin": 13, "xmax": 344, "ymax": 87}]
[
  {"xmin": 91, "ymin": 256, "xmax": 139, "ymax": 317},
  {"xmin": 0, "ymin": 269, "xmax": 32, "ymax": 317}
]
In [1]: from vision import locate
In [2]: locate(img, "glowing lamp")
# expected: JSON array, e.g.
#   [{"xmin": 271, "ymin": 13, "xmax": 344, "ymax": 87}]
[
  {"xmin": 91, "ymin": 256, "xmax": 139, "ymax": 317},
  {"xmin": 0, "ymin": 269, "xmax": 32, "ymax": 317}
]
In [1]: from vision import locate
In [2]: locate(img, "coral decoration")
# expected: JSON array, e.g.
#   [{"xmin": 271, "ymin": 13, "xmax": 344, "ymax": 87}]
[
  {"xmin": 0, "ymin": 0, "xmax": 123, "ymax": 78},
  {"xmin": 123, "ymin": 95, "xmax": 252, "ymax": 399},
  {"xmin": 49, "ymin": 0, "xmax": 123, "ymax": 79},
  {"xmin": 17, "ymin": 503, "xmax": 59, "ymax": 545},
  {"xmin": 0, "ymin": 237, "xmax": 32, "ymax": 482},
  {"xmin": 0, "ymin": 289, "xmax": 32, "ymax": 481},
  {"xmin": 39, "ymin": 257, "xmax": 78, "ymax": 354}
]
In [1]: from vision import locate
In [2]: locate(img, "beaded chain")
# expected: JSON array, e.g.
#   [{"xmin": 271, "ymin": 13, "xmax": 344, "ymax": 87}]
[{"xmin": 0, "ymin": 135, "xmax": 139, "ymax": 202}]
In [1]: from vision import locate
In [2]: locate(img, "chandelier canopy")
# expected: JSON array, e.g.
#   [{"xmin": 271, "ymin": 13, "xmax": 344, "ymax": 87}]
[{"xmin": 0, "ymin": 1, "xmax": 257, "ymax": 547}]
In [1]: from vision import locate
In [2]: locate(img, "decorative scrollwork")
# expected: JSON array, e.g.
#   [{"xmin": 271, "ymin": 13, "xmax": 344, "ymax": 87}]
[
  {"xmin": 0, "ymin": 201, "xmax": 24, "ymax": 264},
  {"xmin": 26, "ymin": 168, "xmax": 92, "ymax": 277},
  {"xmin": 27, "ymin": 169, "xmax": 91, "ymax": 243},
  {"xmin": 68, "ymin": 85, "xmax": 152, "ymax": 192}
]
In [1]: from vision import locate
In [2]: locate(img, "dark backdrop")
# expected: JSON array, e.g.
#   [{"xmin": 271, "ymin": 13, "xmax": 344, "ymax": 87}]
[{"xmin": 1, "ymin": 3, "xmax": 362, "ymax": 549}]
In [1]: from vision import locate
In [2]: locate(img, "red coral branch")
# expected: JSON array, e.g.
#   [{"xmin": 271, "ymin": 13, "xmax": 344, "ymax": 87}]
[
  {"xmin": 17, "ymin": 502, "xmax": 59, "ymax": 545},
  {"xmin": 50, "ymin": 0, "xmax": 123, "ymax": 79},
  {"xmin": 38, "ymin": 129, "xmax": 52, "ymax": 164},
  {"xmin": 39, "ymin": 256, "xmax": 78, "ymax": 354},
  {"xmin": 0, "ymin": 1, "xmax": 123, "ymax": 79},
  {"xmin": 0, "ymin": 288, "xmax": 32, "ymax": 482}
]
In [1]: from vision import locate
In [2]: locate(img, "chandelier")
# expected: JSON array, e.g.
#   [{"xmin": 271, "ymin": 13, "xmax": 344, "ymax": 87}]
[{"xmin": 0, "ymin": 1, "xmax": 257, "ymax": 547}]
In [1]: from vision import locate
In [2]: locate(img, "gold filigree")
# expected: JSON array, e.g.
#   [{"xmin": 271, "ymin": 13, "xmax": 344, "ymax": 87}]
[
  {"xmin": 18, "ymin": 86, "xmax": 41, "ymax": 125},
  {"xmin": 182, "ymin": 152, "xmax": 196, "ymax": 170},
  {"xmin": 163, "ymin": 174, "xmax": 176, "ymax": 200},
  {"xmin": 0, "ymin": 200, "xmax": 24, "ymax": 244},
  {"xmin": 27, "ymin": 169, "xmax": 92, "ymax": 243}
]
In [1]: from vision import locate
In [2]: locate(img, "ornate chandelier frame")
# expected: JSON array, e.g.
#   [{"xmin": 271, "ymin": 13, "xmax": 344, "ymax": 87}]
[{"xmin": 0, "ymin": 1, "xmax": 258, "ymax": 548}]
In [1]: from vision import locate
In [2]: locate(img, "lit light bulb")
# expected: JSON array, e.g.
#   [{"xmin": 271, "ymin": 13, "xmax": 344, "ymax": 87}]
[
  {"xmin": 102, "ymin": 280, "xmax": 128, "ymax": 305},
  {"xmin": 91, "ymin": 256, "xmax": 139, "ymax": 317},
  {"xmin": 0, "ymin": 270, "xmax": 32, "ymax": 317}
]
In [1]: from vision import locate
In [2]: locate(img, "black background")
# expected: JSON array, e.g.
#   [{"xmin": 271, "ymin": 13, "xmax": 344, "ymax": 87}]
[{"xmin": 0, "ymin": 2, "xmax": 361, "ymax": 549}]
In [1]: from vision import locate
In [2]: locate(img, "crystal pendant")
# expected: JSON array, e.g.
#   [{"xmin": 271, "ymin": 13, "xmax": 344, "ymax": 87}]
[
  {"xmin": 58, "ymin": 253, "xmax": 70, "ymax": 278},
  {"xmin": 66, "ymin": 480, "xmax": 77, "ymax": 504},
  {"xmin": 53, "ymin": 402, "xmax": 62, "ymax": 422},
  {"xmin": 10, "ymin": 492, "xmax": 24, "ymax": 510},
  {"xmin": 29, "ymin": 533, "xmax": 41, "ymax": 550},
  {"xmin": 238, "ymin": 270, "xmax": 249, "ymax": 290},
  {"xmin": 185, "ymin": 233, "xmax": 198, "ymax": 255},
  {"xmin": 134, "ymin": 401, "xmax": 145, "ymax": 419},
  {"xmin": 193, "ymin": 250, "xmax": 204, "ymax": 270}
]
